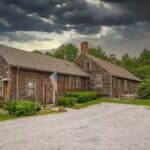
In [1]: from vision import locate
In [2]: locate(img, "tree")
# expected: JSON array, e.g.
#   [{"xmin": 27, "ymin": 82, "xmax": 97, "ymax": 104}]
[
  {"xmin": 89, "ymin": 46, "xmax": 107, "ymax": 60},
  {"xmin": 138, "ymin": 49, "xmax": 150, "ymax": 66},
  {"xmin": 119, "ymin": 49, "xmax": 150, "ymax": 80},
  {"xmin": 137, "ymin": 79, "xmax": 150, "ymax": 99},
  {"xmin": 32, "ymin": 50, "xmax": 43, "ymax": 55},
  {"xmin": 118, "ymin": 53, "xmax": 137, "ymax": 73},
  {"xmin": 53, "ymin": 44, "xmax": 79, "ymax": 62}
]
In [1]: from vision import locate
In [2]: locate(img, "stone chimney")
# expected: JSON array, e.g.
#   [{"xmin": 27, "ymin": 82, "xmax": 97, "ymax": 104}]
[
  {"xmin": 81, "ymin": 41, "xmax": 88, "ymax": 54},
  {"xmin": 108, "ymin": 54, "xmax": 117, "ymax": 65}
]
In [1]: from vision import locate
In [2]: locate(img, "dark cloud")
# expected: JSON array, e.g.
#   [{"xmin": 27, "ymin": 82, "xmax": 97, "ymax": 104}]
[
  {"xmin": 0, "ymin": 32, "xmax": 53, "ymax": 42},
  {"xmin": 0, "ymin": 0, "xmax": 149, "ymax": 34}
]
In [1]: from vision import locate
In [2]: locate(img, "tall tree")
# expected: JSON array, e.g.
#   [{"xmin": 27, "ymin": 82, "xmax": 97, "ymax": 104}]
[
  {"xmin": 119, "ymin": 49, "xmax": 150, "ymax": 80},
  {"xmin": 53, "ymin": 44, "xmax": 79, "ymax": 62},
  {"xmin": 89, "ymin": 46, "xmax": 107, "ymax": 60}
]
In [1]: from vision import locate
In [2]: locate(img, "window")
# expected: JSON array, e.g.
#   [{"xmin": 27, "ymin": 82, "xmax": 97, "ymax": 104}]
[
  {"xmin": 69, "ymin": 76, "xmax": 75, "ymax": 88},
  {"xmin": 95, "ymin": 75, "xmax": 103, "ymax": 88},
  {"xmin": 128, "ymin": 81, "xmax": 132, "ymax": 93},
  {"xmin": 76, "ymin": 77, "xmax": 81, "ymax": 88},
  {"xmin": 0, "ymin": 80, "xmax": 2, "ymax": 97},
  {"xmin": 69, "ymin": 76, "xmax": 81, "ymax": 88},
  {"xmin": 27, "ymin": 80, "xmax": 36, "ymax": 97},
  {"xmin": 84, "ymin": 60, "xmax": 91, "ymax": 71},
  {"xmin": 113, "ymin": 77, "xmax": 117, "ymax": 89}
]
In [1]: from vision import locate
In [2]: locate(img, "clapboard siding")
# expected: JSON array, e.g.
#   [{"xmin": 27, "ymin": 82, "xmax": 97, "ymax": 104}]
[
  {"xmin": 10, "ymin": 67, "xmax": 88, "ymax": 103},
  {"xmin": 75, "ymin": 54, "xmax": 112, "ymax": 96}
]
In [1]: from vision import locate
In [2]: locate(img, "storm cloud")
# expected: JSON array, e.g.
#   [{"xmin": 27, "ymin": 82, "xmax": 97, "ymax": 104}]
[{"xmin": 0, "ymin": 0, "xmax": 149, "ymax": 34}]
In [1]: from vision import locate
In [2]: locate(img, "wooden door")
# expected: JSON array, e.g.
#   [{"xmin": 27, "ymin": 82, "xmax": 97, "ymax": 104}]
[
  {"xmin": 3, "ymin": 81, "xmax": 9, "ymax": 100},
  {"xmin": 43, "ymin": 80, "xmax": 52, "ymax": 104}
]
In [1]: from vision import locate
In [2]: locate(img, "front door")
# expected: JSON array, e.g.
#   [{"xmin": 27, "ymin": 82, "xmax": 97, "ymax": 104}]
[
  {"xmin": 3, "ymin": 81, "xmax": 9, "ymax": 100},
  {"xmin": 43, "ymin": 80, "xmax": 52, "ymax": 104}
]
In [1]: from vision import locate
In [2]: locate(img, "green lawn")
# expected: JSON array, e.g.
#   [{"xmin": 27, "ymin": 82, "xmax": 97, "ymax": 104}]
[
  {"xmin": 1, "ymin": 98, "xmax": 150, "ymax": 121},
  {"xmin": 0, "ymin": 108, "xmax": 60, "ymax": 122},
  {"xmin": 0, "ymin": 114, "xmax": 16, "ymax": 121},
  {"xmin": 72, "ymin": 98, "xmax": 150, "ymax": 109}
]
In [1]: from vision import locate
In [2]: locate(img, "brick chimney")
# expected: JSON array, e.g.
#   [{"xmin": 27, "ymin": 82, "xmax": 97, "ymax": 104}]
[
  {"xmin": 108, "ymin": 54, "xmax": 117, "ymax": 65},
  {"xmin": 81, "ymin": 41, "xmax": 88, "ymax": 54}
]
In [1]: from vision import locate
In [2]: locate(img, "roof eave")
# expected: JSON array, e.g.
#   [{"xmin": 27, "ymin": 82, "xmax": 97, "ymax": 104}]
[{"xmin": 10, "ymin": 64, "xmax": 89, "ymax": 78}]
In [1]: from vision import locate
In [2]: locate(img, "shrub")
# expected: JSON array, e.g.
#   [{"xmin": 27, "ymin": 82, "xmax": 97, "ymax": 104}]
[
  {"xmin": 66, "ymin": 91, "xmax": 100, "ymax": 103},
  {"xmin": 137, "ymin": 79, "xmax": 150, "ymax": 99},
  {"xmin": 5, "ymin": 100, "xmax": 41, "ymax": 116},
  {"xmin": 57, "ymin": 97, "xmax": 78, "ymax": 107}
]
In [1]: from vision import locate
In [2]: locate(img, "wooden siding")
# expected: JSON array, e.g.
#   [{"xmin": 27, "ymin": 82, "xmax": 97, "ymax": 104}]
[
  {"xmin": 75, "ymin": 54, "xmax": 112, "ymax": 96},
  {"xmin": 10, "ymin": 67, "xmax": 87, "ymax": 104},
  {"xmin": 0, "ymin": 55, "xmax": 8, "ymax": 79},
  {"xmin": 0, "ymin": 55, "xmax": 9, "ymax": 103},
  {"xmin": 112, "ymin": 77, "xmax": 139, "ymax": 97}
]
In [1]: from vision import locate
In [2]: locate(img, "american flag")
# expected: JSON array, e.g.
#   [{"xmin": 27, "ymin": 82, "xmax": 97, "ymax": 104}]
[{"xmin": 50, "ymin": 71, "xmax": 58, "ymax": 92}]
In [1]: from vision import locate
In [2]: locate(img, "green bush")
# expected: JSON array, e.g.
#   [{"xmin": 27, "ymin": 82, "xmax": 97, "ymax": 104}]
[
  {"xmin": 57, "ymin": 97, "xmax": 78, "ymax": 107},
  {"xmin": 5, "ymin": 100, "xmax": 41, "ymax": 116},
  {"xmin": 137, "ymin": 79, "xmax": 150, "ymax": 99},
  {"xmin": 66, "ymin": 91, "xmax": 100, "ymax": 103}
]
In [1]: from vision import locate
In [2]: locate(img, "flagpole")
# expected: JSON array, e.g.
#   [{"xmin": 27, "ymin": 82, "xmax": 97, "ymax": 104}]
[{"xmin": 50, "ymin": 71, "xmax": 57, "ymax": 104}]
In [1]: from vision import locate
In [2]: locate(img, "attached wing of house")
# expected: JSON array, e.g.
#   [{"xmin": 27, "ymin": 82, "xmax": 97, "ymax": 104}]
[
  {"xmin": 75, "ymin": 42, "xmax": 141, "ymax": 97},
  {"xmin": 0, "ymin": 45, "xmax": 89, "ymax": 77}
]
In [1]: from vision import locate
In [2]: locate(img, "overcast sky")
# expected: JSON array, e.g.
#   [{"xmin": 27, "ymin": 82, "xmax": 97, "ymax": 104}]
[{"xmin": 0, "ymin": 0, "xmax": 150, "ymax": 57}]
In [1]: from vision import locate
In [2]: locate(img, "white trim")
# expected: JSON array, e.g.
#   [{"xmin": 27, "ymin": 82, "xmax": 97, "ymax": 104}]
[
  {"xmin": 2, "ymin": 78, "xmax": 11, "ymax": 81},
  {"xmin": 84, "ymin": 60, "xmax": 92, "ymax": 71},
  {"xmin": 95, "ymin": 74, "xmax": 103, "ymax": 88},
  {"xmin": 76, "ymin": 77, "xmax": 81, "ymax": 88},
  {"xmin": 26, "ymin": 79, "xmax": 37, "ymax": 99}
]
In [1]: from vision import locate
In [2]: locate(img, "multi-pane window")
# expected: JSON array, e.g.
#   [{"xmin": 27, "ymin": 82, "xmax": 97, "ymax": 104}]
[
  {"xmin": 27, "ymin": 80, "xmax": 36, "ymax": 97},
  {"xmin": 95, "ymin": 75, "xmax": 103, "ymax": 88},
  {"xmin": 69, "ymin": 76, "xmax": 75, "ymax": 88},
  {"xmin": 76, "ymin": 77, "xmax": 81, "ymax": 88},
  {"xmin": 113, "ymin": 78, "xmax": 117, "ymax": 88},
  {"xmin": 69, "ymin": 76, "xmax": 81, "ymax": 88},
  {"xmin": 0, "ymin": 80, "xmax": 2, "ymax": 97},
  {"xmin": 84, "ymin": 60, "xmax": 91, "ymax": 71},
  {"xmin": 128, "ymin": 81, "xmax": 132, "ymax": 93}
]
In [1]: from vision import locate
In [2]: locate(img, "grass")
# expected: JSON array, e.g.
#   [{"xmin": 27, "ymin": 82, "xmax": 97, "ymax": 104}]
[
  {"xmin": 1, "ymin": 98, "xmax": 150, "ymax": 121},
  {"xmin": 0, "ymin": 114, "xmax": 16, "ymax": 121},
  {"xmin": 72, "ymin": 98, "xmax": 150, "ymax": 109},
  {"xmin": 0, "ymin": 107, "xmax": 60, "ymax": 122}
]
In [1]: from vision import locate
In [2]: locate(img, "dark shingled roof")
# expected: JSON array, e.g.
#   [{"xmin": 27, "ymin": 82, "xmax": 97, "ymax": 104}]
[
  {"xmin": 81, "ymin": 53, "xmax": 141, "ymax": 82},
  {"xmin": 0, "ymin": 45, "xmax": 89, "ymax": 77}
]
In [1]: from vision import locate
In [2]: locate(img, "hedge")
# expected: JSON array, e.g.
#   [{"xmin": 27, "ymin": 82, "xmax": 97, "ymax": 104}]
[
  {"xmin": 5, "ymin": 100, "xmax": 41, "ymax": 116},
  {"xmin": 66, "ymin": 91, "xmax": 100, "ymax": 103},
  {"xmin": 57, "ymin": 97, "xmax": 78, "ymax": 107}
]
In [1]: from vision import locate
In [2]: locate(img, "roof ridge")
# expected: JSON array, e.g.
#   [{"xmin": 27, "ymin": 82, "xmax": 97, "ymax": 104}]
[
  {"xmin": 83, "ymin": 53, "xmax": 141, "ymax": 82},
  {"xmin": 0, "ymin": 44, "xmax": 75, "ymax": 64},
  {"xmin": 0, "ymin": 45, "xmax": 89, "ymax": 77}
]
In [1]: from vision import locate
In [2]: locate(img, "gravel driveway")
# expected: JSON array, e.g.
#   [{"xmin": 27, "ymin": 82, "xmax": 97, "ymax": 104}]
[{"xmin": 0, "ymin": 103, "xmax": 150, "ymax": 150}]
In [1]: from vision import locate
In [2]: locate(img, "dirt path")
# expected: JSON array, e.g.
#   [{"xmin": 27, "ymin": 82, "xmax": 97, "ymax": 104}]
[{"xmin": 0, "ymin": 103, "xmax": 150, "ymax": 150}]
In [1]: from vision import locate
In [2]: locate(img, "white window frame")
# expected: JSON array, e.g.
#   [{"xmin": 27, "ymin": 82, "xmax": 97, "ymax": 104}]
[
  {"xmin": 27, "ymin": 80, "xmax": 36, "ymax": 97},
  {"xmin": 95, "ymin": 75, "xmax": 103, "ymax": 88},
  {"xmin": 84, "ymin": 60, "xmax": 91, "ymax": 71},
  {"xmin": 69, "ymin": 76, "xmax": 76, "ymax": 88},
  {"xmin": 76, "ymin": 77, "xmax": 81, "ymax": 88}
]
